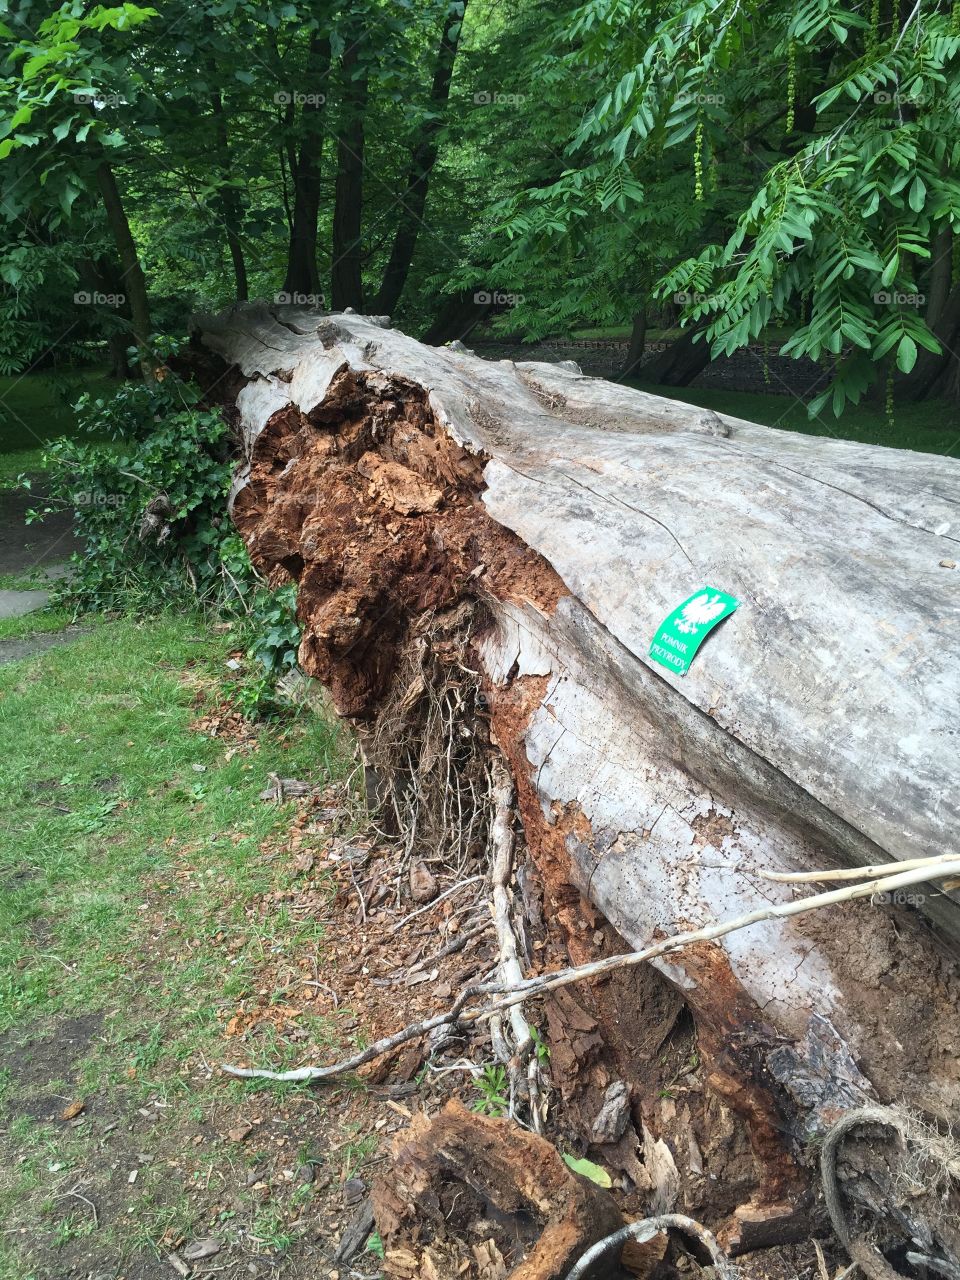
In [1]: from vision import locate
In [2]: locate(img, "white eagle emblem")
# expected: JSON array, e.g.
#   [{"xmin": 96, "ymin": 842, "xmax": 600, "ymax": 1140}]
[{"xmin": 675, "ymin": 592, "xmax": 727, "ymax": 634}]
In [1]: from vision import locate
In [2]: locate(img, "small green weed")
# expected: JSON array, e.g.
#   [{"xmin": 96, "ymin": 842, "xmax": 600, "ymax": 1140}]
[{"xmin": 471, "ymin": 1063, "xmax": 509, "ymax": 1117}]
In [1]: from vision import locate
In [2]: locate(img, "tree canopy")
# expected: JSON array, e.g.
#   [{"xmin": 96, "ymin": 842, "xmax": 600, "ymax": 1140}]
[{"xmin": 1, "ymin": 0, "xmax": 959, "ymax": 413}]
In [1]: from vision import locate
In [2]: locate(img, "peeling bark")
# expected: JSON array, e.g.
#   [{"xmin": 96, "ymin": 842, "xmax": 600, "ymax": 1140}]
[{"xmin": 194, "ymin": 302, "xmax": 960, "ymax": 1255}]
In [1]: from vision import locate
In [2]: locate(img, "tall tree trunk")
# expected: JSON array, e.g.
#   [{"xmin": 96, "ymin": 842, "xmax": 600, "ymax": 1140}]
[
  {"xmin": 925, "ymin": 227, "xmax": 952, "ymax": 329},
  {"xmin": 900, "ymin": 280, "xmax": 960, "ymax": 402},
  {"xmin": 644, "ymin": 322, "xmax": 711, "ymax": 386},
  {"xmin": 283, "ymin": 29, "xmax": 331, "ymax": 299},
  {"xmin": 619, "ymin": 309, "xmax": 647, "ymax": 379},
  {"xmin": 421, "ymin": 289, "xmax": 503, "ymax": 344},
  {"xmin": 370, "ymin": 0, "xmax": 468, "ymax": 315},
  {"xmin": 79, "ymin": 254, "xmax": 133, "ymax": 378},
  {"xmin": 93, "ymin": 155, "xmax": 152, "ymax": 380},
  {"xmin": 105, "ymin": 331, "xmax": 131, "ymax": 379},
  {"xmin": 330, "ymin": 37, "xmax": 368, "ymax": 311},
  {"xmin": 209, "ymin": 87, "xmax": 248, "ymax": 302}
]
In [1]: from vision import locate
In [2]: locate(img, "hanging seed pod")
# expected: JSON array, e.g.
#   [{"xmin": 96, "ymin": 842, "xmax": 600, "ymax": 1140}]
[
  {"xmin": 869, "ymin": 0, "xmax": 880, "ymax": 54},
  {"xmin": 786, "ymin": 38, "xmax": 796, "ymax": 133},
  {"xmin": 694, "ymin": 119, "xmax": 704, "ymax": 200}
]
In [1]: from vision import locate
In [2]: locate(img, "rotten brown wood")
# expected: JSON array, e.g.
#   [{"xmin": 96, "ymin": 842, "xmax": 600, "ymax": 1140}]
[{"xmin": 370, "ymin": 1099, "xmax": 628, "ymax": 1280}]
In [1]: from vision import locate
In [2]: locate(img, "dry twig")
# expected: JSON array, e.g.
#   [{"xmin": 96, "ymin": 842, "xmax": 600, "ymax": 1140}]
[
  {"xmin": 488, "ymin": 763, "xmax": 541, "ymax": 1131},
  {"xmin": 387, "ymin": 874, "xmax": 483, "ymax": 934}
]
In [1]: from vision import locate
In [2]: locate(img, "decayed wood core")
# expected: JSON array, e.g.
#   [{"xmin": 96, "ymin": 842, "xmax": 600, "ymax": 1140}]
[{"xmin": 225, "ymin": 360, "xmax": 812, "ymax": 1228}]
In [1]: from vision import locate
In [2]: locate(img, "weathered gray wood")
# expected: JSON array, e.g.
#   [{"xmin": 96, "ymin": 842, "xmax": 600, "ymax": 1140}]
[{"xmin": 198, "ymin": 302, "xmax": 960, "ymax": 902}]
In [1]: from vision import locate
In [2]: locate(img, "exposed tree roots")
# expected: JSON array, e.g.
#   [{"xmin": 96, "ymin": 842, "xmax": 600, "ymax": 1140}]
[
  {"xmin": 362, "ymin": 603, "xmax": 490, "ymax": 887},
  {"xmin": 821, "ymin": 1105, "xmax": 960, "ymax": 1280},
  {"xmin": 223, "ymin": 856, "xmax": 960, "ymax": 1084}
]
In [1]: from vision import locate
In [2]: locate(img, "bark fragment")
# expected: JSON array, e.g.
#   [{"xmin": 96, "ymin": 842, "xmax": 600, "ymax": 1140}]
[{"xmin": 370, "ymin": 1100, "xmax": 625, "ymax": 1280}]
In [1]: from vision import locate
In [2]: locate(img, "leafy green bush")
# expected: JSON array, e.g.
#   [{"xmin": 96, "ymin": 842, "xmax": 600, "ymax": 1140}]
[
  {"xmin": 226, "ymin": 583, "xmax": 303, "ymax": 720},
  {"xmin": 25, "ymin": 359, "xmax": 307, "ymax": 719},
  {"xmin": 247, "ymin": 582, "xmax": 300, "ymax": 677},
  {"xmin": 25, "ymin": 368, "xmax": 241, "ymax": 612}
]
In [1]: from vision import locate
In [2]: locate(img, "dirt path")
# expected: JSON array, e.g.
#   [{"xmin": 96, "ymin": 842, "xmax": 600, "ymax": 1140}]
[
  {"xmin": 0, "ymin": 486, "xmax": 78, "ymax": 578},
  {"xmin": 0, "ymin": 481, "xmax": 79, "ymax": 661}
]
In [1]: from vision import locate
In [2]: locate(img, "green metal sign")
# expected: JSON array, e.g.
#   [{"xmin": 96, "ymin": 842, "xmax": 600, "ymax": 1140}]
[{"xmin": 649, "ymin": 587, "xmax": 739, "ymax": 676}]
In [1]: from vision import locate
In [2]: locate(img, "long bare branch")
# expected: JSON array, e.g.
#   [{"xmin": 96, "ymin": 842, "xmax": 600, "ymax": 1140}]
[{"xmin": 222, "ymin": 857, "xmax": 960, "ymax": 1083}]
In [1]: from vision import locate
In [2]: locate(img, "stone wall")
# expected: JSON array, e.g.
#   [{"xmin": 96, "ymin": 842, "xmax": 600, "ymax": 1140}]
[{"xmin": 471, "ymin": 336, "xmax": 830, "ymax": 399}]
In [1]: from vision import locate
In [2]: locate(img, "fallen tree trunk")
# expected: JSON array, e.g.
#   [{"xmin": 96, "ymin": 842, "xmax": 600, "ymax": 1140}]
[{"xmin": 194, "ymin": 303, "xmax": 960, "ymax": 1261}]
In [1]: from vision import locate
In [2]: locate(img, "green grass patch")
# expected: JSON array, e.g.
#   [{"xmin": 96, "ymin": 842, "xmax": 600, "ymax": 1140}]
[
  {"xmin": 0, "ymin": 369, "xmax": 113, "ymax": 484},
  {"xmin": 0, "ymin": 611, "xmax": 348, "ymax": 1053},
  {"xmin": 0, "ymin": 612, "xmax": 356, "ymax": 1276},
  {"xmin": 0, "ymin": 607, "xmax": 76, "ymax": 643}
]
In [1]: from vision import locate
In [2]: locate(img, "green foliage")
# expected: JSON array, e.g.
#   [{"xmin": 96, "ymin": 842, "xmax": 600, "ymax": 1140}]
[
  {"xmin": 26, "ymin": 368, "xmax": 238, "ymax": 612},
  {"xmin": 561, "ymin": 1154, "xmax": 613, "ymax": 1188},
  {"xmin": 501, "ymin": 0, "xmax": 960, "ymax": 414},
  {"xmin": 471, "ymin": 1063, "xmax": 509, "ymax": 1116},
  {"xmin": 2, "ymin": 0, "xmax": 957, "ymax": 433},
  {"xmin": 530, "ymin": 1024, "xmax": 550, "ymax": 1065},
  {"xmin": 367, "ymin": 1232, "xmax": 385, "ymax": 1260},
  {"xmin": 226, "ymin": 583, "xmax": 303, "ymax": 721},
  {"xmin": 247, "ymin": 583, "xmax": 300, "ymax": 678},
  {"xmin": 0, "ymin": 238, "xmax": 92, "ymax": 375}
]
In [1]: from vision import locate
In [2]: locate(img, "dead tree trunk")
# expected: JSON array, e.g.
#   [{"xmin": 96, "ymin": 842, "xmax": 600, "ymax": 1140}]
[{"xmin": 195, "ymin": 303, "xmax": 960, "ymax": 1263}]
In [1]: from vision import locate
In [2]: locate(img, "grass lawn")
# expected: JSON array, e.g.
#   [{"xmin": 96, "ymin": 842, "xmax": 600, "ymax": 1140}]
[
  {"xmin": 0, "ymin": 369, "xmax": 114, "ymax": 484},
  {"xmin": 0, "ymin": 607, "xmax": 75, "ymax": 641},
  {"xmin": 0, "ymin": 612, "xmax": 370, "ymax": 1280}
]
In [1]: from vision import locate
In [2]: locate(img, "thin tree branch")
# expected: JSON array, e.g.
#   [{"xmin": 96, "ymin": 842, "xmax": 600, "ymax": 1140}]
[{"xmin": 222, "ymin": 857, "xmax": 960, "ymax": 1083}]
